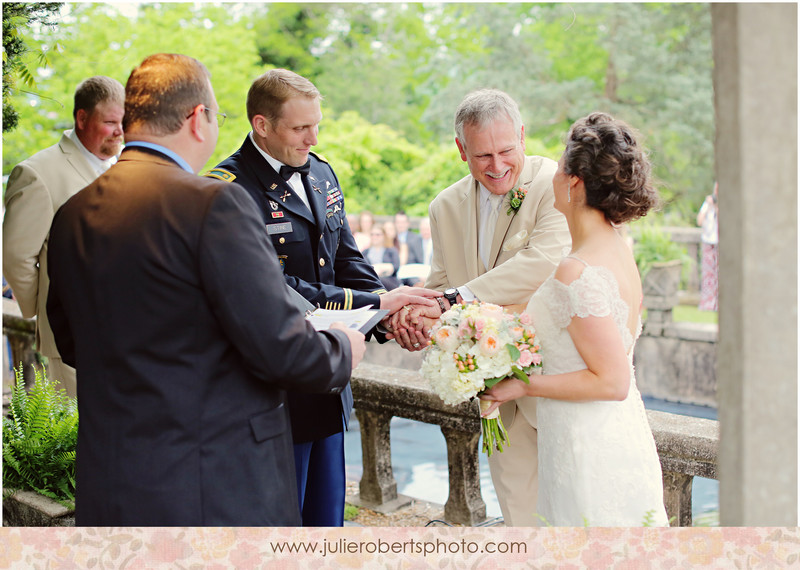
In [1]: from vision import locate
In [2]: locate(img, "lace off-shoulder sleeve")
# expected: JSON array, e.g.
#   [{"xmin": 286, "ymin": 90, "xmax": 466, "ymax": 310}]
[
  {"xmin": 567, "ymin": 268, "xmax": 615, "ymax": 319},
  {"xmin": 541, "ymin": 265, "xmax": 626, "ymax": 329}
]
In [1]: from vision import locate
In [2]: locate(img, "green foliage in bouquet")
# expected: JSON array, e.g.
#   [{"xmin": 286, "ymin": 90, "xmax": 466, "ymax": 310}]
[
  {"xmin": 632, "ymin": 225, "xmax": 691, "ymax": 279},
  {"xmin": 2, "ymin": 366, "xmax": 77, "ymax": 508}
]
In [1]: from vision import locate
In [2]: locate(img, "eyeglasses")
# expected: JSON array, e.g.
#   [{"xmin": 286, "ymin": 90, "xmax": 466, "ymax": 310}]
[{"xmin": 186, "ymin": 105, "xmax": 226, "ymax": 127}]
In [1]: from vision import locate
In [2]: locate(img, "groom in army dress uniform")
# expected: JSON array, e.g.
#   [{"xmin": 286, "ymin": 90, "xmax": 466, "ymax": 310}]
[{"xmin": 208, "ymin": 69, "xmax": 439, "ymax": 526}]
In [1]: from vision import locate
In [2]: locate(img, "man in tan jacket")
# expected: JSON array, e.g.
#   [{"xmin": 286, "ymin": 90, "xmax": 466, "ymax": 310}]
[
  {"xmin": 3, "ymin": 76, "xmax": 124, "ymax": 396},
  {"xmin": 391, "ymin": 89, "xmax": 570, "ymax": 525}
]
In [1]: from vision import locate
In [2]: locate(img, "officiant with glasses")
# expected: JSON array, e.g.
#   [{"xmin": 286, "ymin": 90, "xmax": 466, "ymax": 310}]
[{"xmin": 207, "ymin": 68, "xmax": 439, "ymax": 526}]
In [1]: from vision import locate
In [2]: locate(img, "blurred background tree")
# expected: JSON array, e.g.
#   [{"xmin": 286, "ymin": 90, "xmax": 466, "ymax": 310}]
[
  {"xmin": 2, "ymin": 2, "xmax": 63, "ymax": 133},
  {"xmin": 2, "ymin": 2, "xmax": 713, "ymax": 223}
]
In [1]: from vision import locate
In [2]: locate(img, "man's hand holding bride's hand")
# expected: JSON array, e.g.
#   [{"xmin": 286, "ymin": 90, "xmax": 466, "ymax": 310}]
[
  {"xmin": 479, "ymin": 378, "xmax": 532, "ymax": 416},
  {"xmin": 379, "ymin": 286, "xmax": 441, "ymax": 316},
  {"xmin": 386, "ymin": 302, "xmax": 442, "ymax": 352}
]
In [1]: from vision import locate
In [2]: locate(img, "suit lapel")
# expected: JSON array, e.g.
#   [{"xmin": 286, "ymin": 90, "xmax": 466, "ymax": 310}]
[
  {"xmin": 463, "ymin": 179, "xmax": 481, "ymax": 277},
  {"xmin": 489, "ymin": 194, "xmax": 512, "ymax": 269},
  {"xmin": 305, "ymin": 172, "xmax": 326, "ymax": 230},
  {"xmin": 58, "ymin": 135, "xmax": 99, "ymax": 185},
  {"xmin": 488, "ymin": 158, "xmax": 537, "ymax": 269}
]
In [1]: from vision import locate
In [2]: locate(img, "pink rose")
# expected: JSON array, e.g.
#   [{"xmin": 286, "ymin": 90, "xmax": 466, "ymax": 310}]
[
  {"xmin": 517, "ymin": 350, "xmax": 534, "ymax": 367},
  {"xmin": 519, "ymin": 312, "xmax": 532, "ymax": 325}
]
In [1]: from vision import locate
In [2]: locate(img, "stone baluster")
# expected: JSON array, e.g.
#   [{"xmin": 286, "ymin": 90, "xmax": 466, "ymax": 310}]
[
  {"xmin": 355, "ymin": 409, "xmax": 398, "ymax": 505},
  {"xmin": 440, "ymin": 426, "xmax": 486, "ymax": 525}
]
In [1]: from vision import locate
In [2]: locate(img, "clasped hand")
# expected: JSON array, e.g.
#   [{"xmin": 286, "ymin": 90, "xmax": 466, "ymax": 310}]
[{"xmin": 383, "ymin": 300, "xmax": 443, "ymax": 352}]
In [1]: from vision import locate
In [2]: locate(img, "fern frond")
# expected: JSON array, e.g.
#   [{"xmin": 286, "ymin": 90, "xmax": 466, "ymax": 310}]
[{"xmin": 2, "ymin": 365, "xmax": 78, "ymax": 504}]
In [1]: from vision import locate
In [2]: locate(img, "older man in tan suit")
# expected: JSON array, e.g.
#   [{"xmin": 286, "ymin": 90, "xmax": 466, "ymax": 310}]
[
  {"xmin": 391, "ymin": 89, "xmax": 569, "ymax": 526},
  {"xmin": 3, "ymin": 76, "xmax": 124, "ymax": 396}
]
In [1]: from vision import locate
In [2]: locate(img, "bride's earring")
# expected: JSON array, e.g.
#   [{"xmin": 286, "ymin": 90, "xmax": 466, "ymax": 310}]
[{"xmin": 567, "ymin": 185, "xmax": 571, "ymax": 203}]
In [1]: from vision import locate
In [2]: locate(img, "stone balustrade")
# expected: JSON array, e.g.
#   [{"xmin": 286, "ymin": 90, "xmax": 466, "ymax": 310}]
[
  {"xmin": 350, "ymin": 361, "xmax": 719, "ymax": 527},
  {"xmin": 3, "ymin": 298, "xmax": 37, "ymax": 387},
  {"xmin": 3, "ymin": 299, "xmax": 719, "ymax": 527}
]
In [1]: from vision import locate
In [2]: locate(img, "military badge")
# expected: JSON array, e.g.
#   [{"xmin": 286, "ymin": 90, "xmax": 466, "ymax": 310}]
[{"xmin": 204, "ymin": 168, "xmax": 236, "ymax": 182}]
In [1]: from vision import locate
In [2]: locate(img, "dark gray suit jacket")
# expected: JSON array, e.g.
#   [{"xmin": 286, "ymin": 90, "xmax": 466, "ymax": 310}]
[{"xmin": 47, "ymin": 147, "xmax": 352, "ymax": 526}]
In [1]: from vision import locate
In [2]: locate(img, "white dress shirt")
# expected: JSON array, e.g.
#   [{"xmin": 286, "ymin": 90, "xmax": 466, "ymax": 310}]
[
  {"xmin": 68, "ymin": 129, "xmax": 117, "ymax": 176},
  {"xmin": 249, "ymin": 131, "xmax": 311, "ymax": 211},
  {"xmin": 457, "ymin": 184, "xmax": 505, "ymax": 303},
  {"xmin": 478, "ymin": 185, "xmax": 506, "ymax": 271}
]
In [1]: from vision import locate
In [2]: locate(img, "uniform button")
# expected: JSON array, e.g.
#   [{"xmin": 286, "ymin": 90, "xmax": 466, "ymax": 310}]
[
  {"xmin": 320, "ymin": 234, "xmax": 324, "ymax": 240},
  {"xmin": 319, "ymin": 258, "xmax": 326, "ymax": 267},
  {"xmin": 279, "ymin": 237, "xmax": 285, "ymax": 244}
]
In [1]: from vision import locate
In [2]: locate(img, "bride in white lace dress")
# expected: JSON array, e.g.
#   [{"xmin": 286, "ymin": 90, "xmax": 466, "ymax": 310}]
[{"xmin": 482, "ymin": 112, "xmax": 669, "ymax": 527}]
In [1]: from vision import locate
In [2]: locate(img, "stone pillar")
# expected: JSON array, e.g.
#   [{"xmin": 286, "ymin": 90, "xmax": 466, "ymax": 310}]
[
  {"xmin": 2, "ymin": 309, "xmax": 38, "ymax": 386},
  {"xmin": 440, "ymin": 426, "xmax": 486, "ymax": 525},
  {"xmin": 712, "ymin": 4, "xmax": 797, "ymax": 526},
  {"xmin": 355, "ymin": 409, "xmax": 398, "ymax": 504},
  {"xmin": 661, "ymin": 471, "xmax": 693, "ymax": 527}
]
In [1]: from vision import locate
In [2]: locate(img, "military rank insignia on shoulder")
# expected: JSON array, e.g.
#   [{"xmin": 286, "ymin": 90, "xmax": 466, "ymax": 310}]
[
  {"xmin": 309, "ymin": 150, "xmax": 329, "ymax": 164},
  {"xmin": 204, "ymin": 168, "xmax": 236, "ymax": 182}
]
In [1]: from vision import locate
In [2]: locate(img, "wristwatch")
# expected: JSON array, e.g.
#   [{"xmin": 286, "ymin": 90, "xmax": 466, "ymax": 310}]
[{"xmin": 443, "ymin": 288, "xmax": 459, "ymax": 307}]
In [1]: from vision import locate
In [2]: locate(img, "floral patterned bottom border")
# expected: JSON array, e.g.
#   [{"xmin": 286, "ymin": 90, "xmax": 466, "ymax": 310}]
[{"xmin": 1, "ymin": 526, "xmax": 799, "ymax": 568}]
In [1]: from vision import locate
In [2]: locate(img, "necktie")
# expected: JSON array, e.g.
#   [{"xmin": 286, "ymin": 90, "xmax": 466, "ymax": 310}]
[
  {"xmin": 279, "ymin": 161, "xmax": 310, "ymax": 181},
  {"xmin": 480, "ymin": 193, "xmax": 502, "ymax": 270}
]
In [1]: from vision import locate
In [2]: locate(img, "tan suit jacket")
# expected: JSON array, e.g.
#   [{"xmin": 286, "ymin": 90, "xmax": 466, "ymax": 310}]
[
  {"xmin": 425, "ymin": 154, "xmax": 570, "ymax": 427},
  {"xmin": 3, "ymin": 132, "xmax": 98, "ymax": 358}
]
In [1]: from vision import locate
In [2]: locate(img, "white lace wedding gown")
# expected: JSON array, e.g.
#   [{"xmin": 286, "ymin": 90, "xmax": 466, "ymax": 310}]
[{"xmin": 527, "ymin": 255, "xmax": 669, "ymax": 526}]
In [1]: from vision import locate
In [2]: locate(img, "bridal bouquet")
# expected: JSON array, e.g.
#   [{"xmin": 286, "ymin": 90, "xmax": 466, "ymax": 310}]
[{"xmin": 420, "ymin": 301, "xmax": 542, "ymax": 456}]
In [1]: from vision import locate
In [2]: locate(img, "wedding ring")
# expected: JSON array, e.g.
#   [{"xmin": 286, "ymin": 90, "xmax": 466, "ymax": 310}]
[{"xmin": 413, "ymin": 342, "xmax": 420, "ymax": 348}]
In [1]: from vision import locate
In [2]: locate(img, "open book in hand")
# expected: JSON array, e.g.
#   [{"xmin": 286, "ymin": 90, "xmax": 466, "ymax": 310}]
[
  {"xmin": 283, "ymin": 285, "xmax": 387, "ymax": 334},
  {"xmin": 306, "ymin": 305, "xmax": 388, "ymax": 334}
]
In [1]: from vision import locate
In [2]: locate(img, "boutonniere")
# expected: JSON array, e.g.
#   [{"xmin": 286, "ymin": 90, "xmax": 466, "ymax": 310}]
[{"xmin": 506, "ymin": 187, "xmax": 527, "ymax": 215}]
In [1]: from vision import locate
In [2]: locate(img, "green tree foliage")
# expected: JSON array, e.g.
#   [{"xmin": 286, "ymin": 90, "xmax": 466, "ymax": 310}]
[
  {"xmin": 2, "ymin": 2, "xmax": 63, "ymax": 133},
  {"xmin": 252, "ymin": 3, "xmax": 332, "ymax": 79},
  {"xmin": 3, "ymin": 2, "xmax": 713, "ymax": 222},
  {"xmin": 2, "ymin": 3, "xmax": 259, "ymax": 172}
]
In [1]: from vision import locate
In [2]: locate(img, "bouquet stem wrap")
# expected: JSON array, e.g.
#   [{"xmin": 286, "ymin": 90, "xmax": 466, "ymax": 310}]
[{"xmin": 479, "ymin": 398, "xmax": 509, "ymax": 456}]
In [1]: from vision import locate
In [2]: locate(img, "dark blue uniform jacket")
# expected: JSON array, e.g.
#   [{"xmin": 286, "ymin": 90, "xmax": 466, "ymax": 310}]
[{"xmin": 209, "ymin": 136, "xmax": 386, "ymax": 442}]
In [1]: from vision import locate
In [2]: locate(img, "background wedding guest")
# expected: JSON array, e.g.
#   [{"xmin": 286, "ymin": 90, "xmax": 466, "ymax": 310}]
[
  {"xmin": 3, "ymin": 75, "xmax": 124, "ymax": 397},
  {"xmin": 382, "ymin": 219, "xmax": 399, "ymax": 250},
  {"xmin": 207, "ymin": 68, "xmax": 439, "ymax": 526},
  {"xmin": 697, "ymin": 181, "xmax": 719, "ymax": 311},
  {"xmin": 387, "ymin": 88, "xmax": 570, "ymax": 525},
  {"xmin": 394, "ymin": 210, "xmax": 425, "ymax": 287},
  {"xmin": 356, "ymin": 210, "xmax": 375, "ymax": 251},
  {"xmin": 394, "ymin": 210, "xmax": 423, "ymax": 266},
  {"xmin": 419, "ymin": 217, "xmax": 433, "ymax": 266},
  {"xmin": 47, "ymin": 53, "xmax": 365, "ymax": 526},
  {"xmin": 363, "ymin": 225, "xmax": 401, "ymax": 290}
]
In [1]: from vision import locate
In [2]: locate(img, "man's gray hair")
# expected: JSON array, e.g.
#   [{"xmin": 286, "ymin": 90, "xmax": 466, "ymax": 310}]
[{"xmin": 454, "ymin": 89, "xmax": 523, "ymax": 144}]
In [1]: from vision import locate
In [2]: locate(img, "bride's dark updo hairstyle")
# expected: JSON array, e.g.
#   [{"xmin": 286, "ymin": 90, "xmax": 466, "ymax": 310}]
[{"xmin": 562, "ymin": 112, "xmax": 660, "ymax": 224}]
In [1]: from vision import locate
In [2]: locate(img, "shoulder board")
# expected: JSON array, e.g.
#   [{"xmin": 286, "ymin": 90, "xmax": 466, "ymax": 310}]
[
  {"xmin": 309, "ymin": 150, "xmax": 329, "ymax": 164},
  {"xmin": 204, "ymin": 168, "xmax": 236, "ymax": 182}
]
